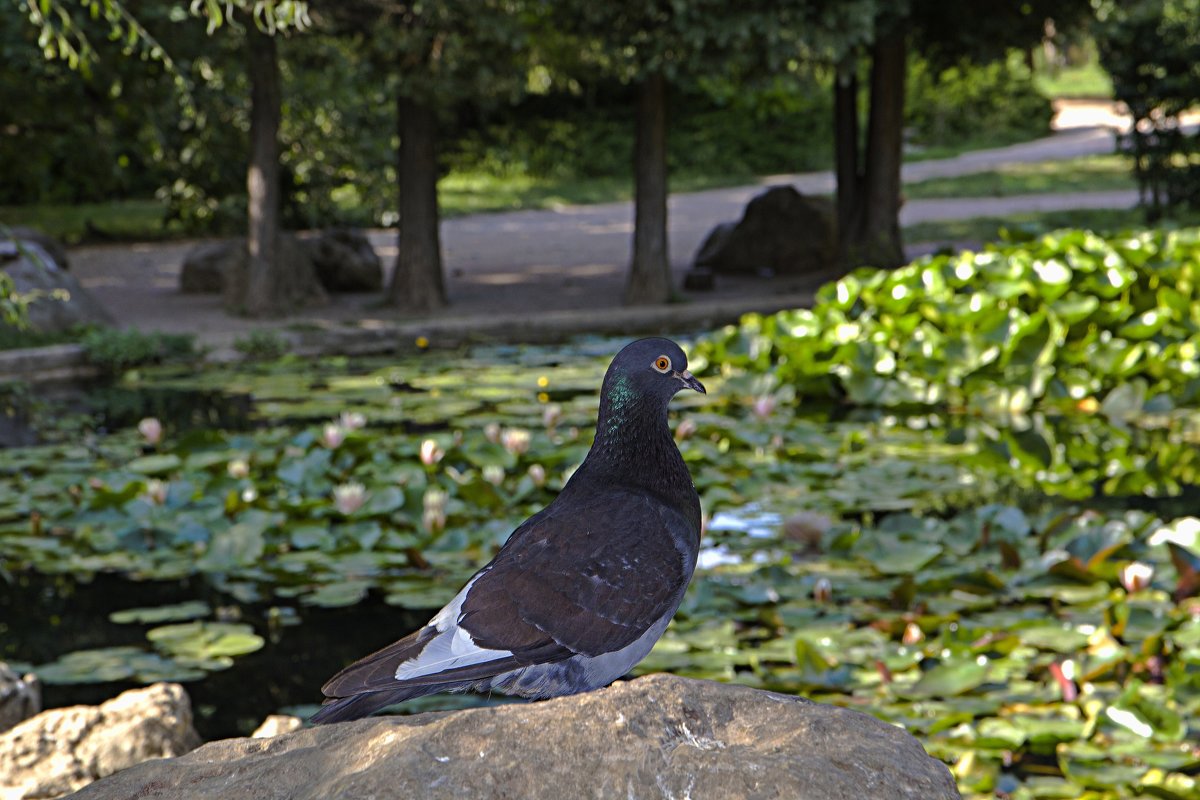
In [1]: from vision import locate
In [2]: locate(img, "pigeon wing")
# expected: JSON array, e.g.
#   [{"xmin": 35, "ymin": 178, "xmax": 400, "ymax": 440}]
[
  {"xmin": 460, "ymin": 488, "xmax": 698, "ymax": 658},
  {"xmin": 320, "ymin": 489, "xmax": 696, "ymax": 700}
]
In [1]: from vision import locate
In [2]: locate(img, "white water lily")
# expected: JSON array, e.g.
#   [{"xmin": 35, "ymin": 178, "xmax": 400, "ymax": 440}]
[
  {"xmin": 321, "ymin": 423, "xmax": 345, "ymax": 449},
  {"xmin": 1119, "ymin": 561, "xmax": 1154, "ymax": 593},
  {"xmin": 422, "ymin": 487, "xmax": 448, "ymax": 534},
  {"xmin": 137, "ymin": 417, "xmax": 163, "ymax": 445},
  {"xmin": 339, "ymin": 411, "xmax": 367, "ymax": 431},
  {"xmin": 527, "ymin": 463, "xmax": 546, "ymax": 488},
  {"xmin": 333, "ymin": 482, "xmax": 368, "ymax": 515},
  {"xmin": 419, "ymin": 438, "xmax": 444, "ymax": 466},
  {"xmin": 501, "ymin": 428, "xmax": 531, "ymax": 456}
]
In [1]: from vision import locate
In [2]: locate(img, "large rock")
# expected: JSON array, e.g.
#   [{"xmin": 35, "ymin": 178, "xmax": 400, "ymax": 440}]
[
  {"xmin": 309, "ymin": 228, "xmax": 383, "ymax": 292},
  {"xmin": 694, "ymin": 185, "xmax": 837, "ymax": 276},
  {"xmin": 0, "ymin": 240, "xmax": 113, "ymax": 333},
  {"xmin": 0, "ymin": 682, "xmax": 201, "ymax": 799},
  {"xmin": 5, "ymin": 228, "xmax": 70, "ymax": 272},
  {"xmin": 0, "ymin": 662, "xmax": 41, "ymax": 733},
  {"xmin": 72, "ymin": 674, "xmax": 959, "ymax": 800},
  {"xmin": 181, "ymin": 230, "xmax": 382, "ymax": 295},
  {"xmin": 178, "ymin": 240, "xmax": 234, "ymax": 294}
]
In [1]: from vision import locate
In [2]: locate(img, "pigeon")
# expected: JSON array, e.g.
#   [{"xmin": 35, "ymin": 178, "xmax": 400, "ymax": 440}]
[{"xmin": 311, "ymin": 337, "xmax": 706, "ymax": 724}]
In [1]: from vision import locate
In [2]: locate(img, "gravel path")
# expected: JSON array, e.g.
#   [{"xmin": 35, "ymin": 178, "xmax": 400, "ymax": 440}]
[{"xmin": 67, "ymin": 106, "xmax": 1137, "ymax": 349}]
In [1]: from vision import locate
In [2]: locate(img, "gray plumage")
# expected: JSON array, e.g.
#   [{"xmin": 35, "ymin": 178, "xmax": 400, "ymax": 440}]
[{"xmin": 311, "ymin": 338, "xmax": 705, "ymax": 724}]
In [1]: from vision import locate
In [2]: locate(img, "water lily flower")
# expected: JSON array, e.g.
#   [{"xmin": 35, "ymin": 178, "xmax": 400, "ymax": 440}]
[
  {"xmin": 422, "ymin": 487, "xmax": 448, "ymax": 534},
  {"xmin": 674, "ymin": 418, "xmax": 698, "ymax": 441},
  {"xmin": 321, "ymin": 423, "xmax": 345, "ymax": 449},
  {"xmin": 902, "ymin": 621, "xmax": 925, "ymax": 645},
  {"xmin": 140, "ymin": 479, "xmax": 167, "ymax": 505},
  {"xmin": 419, "ymin": 438, "xmax": 444, "ymax": 466},
  {"xmin": 339, "ymin": 411, "xmax": 367, "ymax": 431},
  {"xmin": 483, "ymin": 423, "xmax": 502, "ymax": 444},
  {"xmin": 542, "ymin": 404, "xmax": 563, "ymax": 430},
  {"xmin": 137, "ymin": 417, "xmax": 163, "ymax": 445},
  {"xmin": 241, "ymin": 486, "xmax": 258, "ymax": 504},
  {"xmin": 483, "ymin": 465, "xmax": 505, "ymax": 486},
  {"xmin": 227, "ymin": 458, "xmax": 250, "ymax": 479},
  {"xmin": 333, "ymin": 482, "xmax": 368, "ymax": 515},
  {"xmin": 751, "ymin": 396, "xmax": 776, "ymax": 420},
  {"xmin": 501, "ymin": 428, "xmax": 531, "ymax": 456},
  {"xmin": 527, "ymin": 463, "xmax": 546, "ymax": 487},
  {"xmin": 1119, "ymin": 561, "xmax": 1154, "ymax": 593},
  {"xmin": 812, "ymin": 577, "xmax": 833, "ymax": 604}
]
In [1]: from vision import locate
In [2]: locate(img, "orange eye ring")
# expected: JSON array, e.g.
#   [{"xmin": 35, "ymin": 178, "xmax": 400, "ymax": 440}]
[{"xmin": 653, "ymin": 355, "xmax": 671, "ymax": 373}]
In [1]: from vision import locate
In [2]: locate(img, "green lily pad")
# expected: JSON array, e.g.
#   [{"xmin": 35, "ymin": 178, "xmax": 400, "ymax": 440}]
[{"xmin": 110, "ymin": 600, "xmax": 211, "ymax": 625}]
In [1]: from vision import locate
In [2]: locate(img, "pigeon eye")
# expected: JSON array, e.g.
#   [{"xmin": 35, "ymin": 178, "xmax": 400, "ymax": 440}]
[{"xmin": 653, "ymin": 355, "xmax": 671, "ymax": 373}]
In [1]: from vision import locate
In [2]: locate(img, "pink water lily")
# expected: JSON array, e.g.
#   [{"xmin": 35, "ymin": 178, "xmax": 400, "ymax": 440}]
[
  {"xmin": 333, "ymin": 482, "xmax": 368, "ymax": 515},
  {"xmin": 137, "ymin": 417, "xmax": 163, "ymax": 445}
]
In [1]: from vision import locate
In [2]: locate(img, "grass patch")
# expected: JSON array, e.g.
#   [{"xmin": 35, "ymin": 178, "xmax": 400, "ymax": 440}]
[
  {"xmin": 0, "ymin": 199, "xmax": 183, "ymax": 245},
  {"xmin": 1033, "ymin": 61, "xmax": 1113, "ymax": 99},
  {"xmin": 439, "ymin": 169, "xmax": 760, "ymax": 217},
  {"xmin": 2, "ymin": 132, "xmax": 1129, "ymax": 242},
  {"xmin": 905, "ymin": 154, "xmax": 1136, "ymax": 199},
  {"xmin": 903, "ymin": 207, "xmax": 1200, "ymax": 244}
]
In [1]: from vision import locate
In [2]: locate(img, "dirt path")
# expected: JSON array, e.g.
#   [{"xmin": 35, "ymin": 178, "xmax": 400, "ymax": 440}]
[{"xmin": 67, "ymin": 103, "xmax": 1137, "ymax": 350}]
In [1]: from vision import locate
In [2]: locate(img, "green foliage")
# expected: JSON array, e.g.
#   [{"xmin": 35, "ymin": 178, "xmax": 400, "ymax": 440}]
[
  {"xmin": 696, "ymin": 227, "xmax": 1200, "ymax": 413},
  {"xmin": 4, "ymin": 321, "xmax": 1200, "ymax": 797},
  {"xmin": 906, "ymin": 51, "xmax": 1053, "ymax": 147},
  {"xmin": 232, "ymin": 330, "xmax": 288, "ymax": 360},
  {"xmin": 903, "ymin": 207, "xmax": 1200, "ymax": 246},
  {"xmin": 904, "ymin": 155, "xmax": 1135, "ymax": 200},
  {"xmin": 1095, "ymin": 0, "xmax": 1200, "ymax": 216},
  {"xmin": 81, "ymin": 329, "xmax": 198, "ymax": 373}
]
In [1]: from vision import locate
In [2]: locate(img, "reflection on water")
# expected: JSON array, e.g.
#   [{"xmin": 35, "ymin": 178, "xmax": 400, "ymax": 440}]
[
  {"xmin": 699, "ymin": 506, "xmax": 781, "ymax": 569},
  {"xmin": 0, "ymin": 573, "xmax": 438, "ymax": 739}
]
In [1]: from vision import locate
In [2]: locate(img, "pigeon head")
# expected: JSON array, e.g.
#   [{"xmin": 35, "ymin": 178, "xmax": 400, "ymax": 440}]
[{"xmin": 600, "ymin": 338, "xmax": 705, "ymax": 414}]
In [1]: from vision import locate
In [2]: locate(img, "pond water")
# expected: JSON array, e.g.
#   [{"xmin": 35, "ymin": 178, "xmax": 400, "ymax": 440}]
[{"xmin": 2, "ymin": 338, "xmax": 1198, "ymax": 795}]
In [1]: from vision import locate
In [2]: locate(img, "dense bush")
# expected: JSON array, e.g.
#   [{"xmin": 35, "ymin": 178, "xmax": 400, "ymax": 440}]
[
  {"xmin": 1, "ymin": 14, "xmax": 1050, "ymax": 233},
  {"xmin": 1096, "ymin": 0, "xmax": 1200, "ymax": 218},
  {"xmin": 697, "ymin": 227, "xmax": 1200, "ymax": 414},
  {"xmin": 906, "ymin": 50, "xmax": 1053, "ymax": 147}
]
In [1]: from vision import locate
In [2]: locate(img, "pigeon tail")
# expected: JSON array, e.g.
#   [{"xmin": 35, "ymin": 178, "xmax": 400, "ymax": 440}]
[{"xmin": 310, "ymin": 683, "xmax": 453, "ymax": 725}]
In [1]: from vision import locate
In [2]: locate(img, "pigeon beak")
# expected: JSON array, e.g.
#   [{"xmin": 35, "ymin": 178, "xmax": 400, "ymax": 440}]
[{"xmin": 675, "ymin": 370, "xmax": 706, "ymax": 394}]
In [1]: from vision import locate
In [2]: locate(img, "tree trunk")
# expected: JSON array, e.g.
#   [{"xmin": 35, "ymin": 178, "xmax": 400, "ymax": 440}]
[
  {"xmin": 857, "ymin": 29, "xmax": 907, "ymax": 269},
  {"xmin": 387, "ymin": 93, "xmax": 446, "ymax": 311},
  {"xmin": 625, "ymin": 71, "xmax": 670, "ymax": 305},
  {"xmin": 229, "ymin": 27, "xmax": 326, "ymax": 316},
  {"xmin": 833, "ymin": 53, "xmax": 861, "ymax": 258}
]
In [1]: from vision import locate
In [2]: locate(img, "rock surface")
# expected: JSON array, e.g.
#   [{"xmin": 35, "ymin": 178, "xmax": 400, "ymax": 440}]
[
  {"xmin": 0, "ymin": 682, "xmax": 201, "ymax": 799},
  {"xmin": 0, "ymin": 241, "xmax": 113, "ymax": 332},
  {"xmin": 72, "ymin": 674, "xmax": 959, "ymax": 800},
  {"xmin": 180, "ymin": 230, "xmax": 381, "ymax": 295},
  {"xmin": 309, "ymin": 228, "xmax": 383, "ymax": 292},
  {"xmin": 0, "ymin": 662, "xmax": 41, "ymax": 733},
  {"xmin": 5, "ymin": 227, "xmax": 70, "ymax": 272},
  {"xmin": 178, "ymin": 240, "xmax": 232, "ymax": 294},
  {"xmin": 694, "ymin": 185, "xmax": 837, "ymax": 276},
  {"xmin": 251, "ymin": 714, "xmax": 303, "ymax": 739}
]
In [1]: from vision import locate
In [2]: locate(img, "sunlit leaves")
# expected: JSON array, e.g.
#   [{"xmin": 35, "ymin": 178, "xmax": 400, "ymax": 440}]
[{"xmin": 697, "ymin": 228, "xmax": 1200, "ymax": 414}]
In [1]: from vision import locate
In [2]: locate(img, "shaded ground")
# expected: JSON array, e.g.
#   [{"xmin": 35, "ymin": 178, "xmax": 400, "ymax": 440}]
[{"xmin": 67, "ymin": 101, "xmax": 1139, "ymax": 350}]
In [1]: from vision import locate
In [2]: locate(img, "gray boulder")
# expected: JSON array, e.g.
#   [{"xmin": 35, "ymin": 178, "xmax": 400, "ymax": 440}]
[
  {"xmin": 0, "ymin": 662, "xmax": 41, "ymax": 733},
  {"xmin": 0, "ymin": 241, "xmax": 113, "ymax": 333},
  {"xmin": 179, "ymin": 240, "xmax": 234, "ymax": 294},
  {"xmin": 695, "ymin": 185, "xmax": 837, "ymax": 276},
  {"xmin": 0, "ymin": 682, "xmax": 201, "ymax": 799},
  {"xmin": 72, "ymin": 674, "xmax": 959, "ymax": 800},
  {"xmin": 181, "ymin": 230, "xmax": 382, "ymax": 295},
  {"xmin": 309, "ymin": 228, "xmax": 383, "ymax": 292},
  {"xmin": 5, "ymin": 227, "xmax": 69, "ymax": 272}
]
